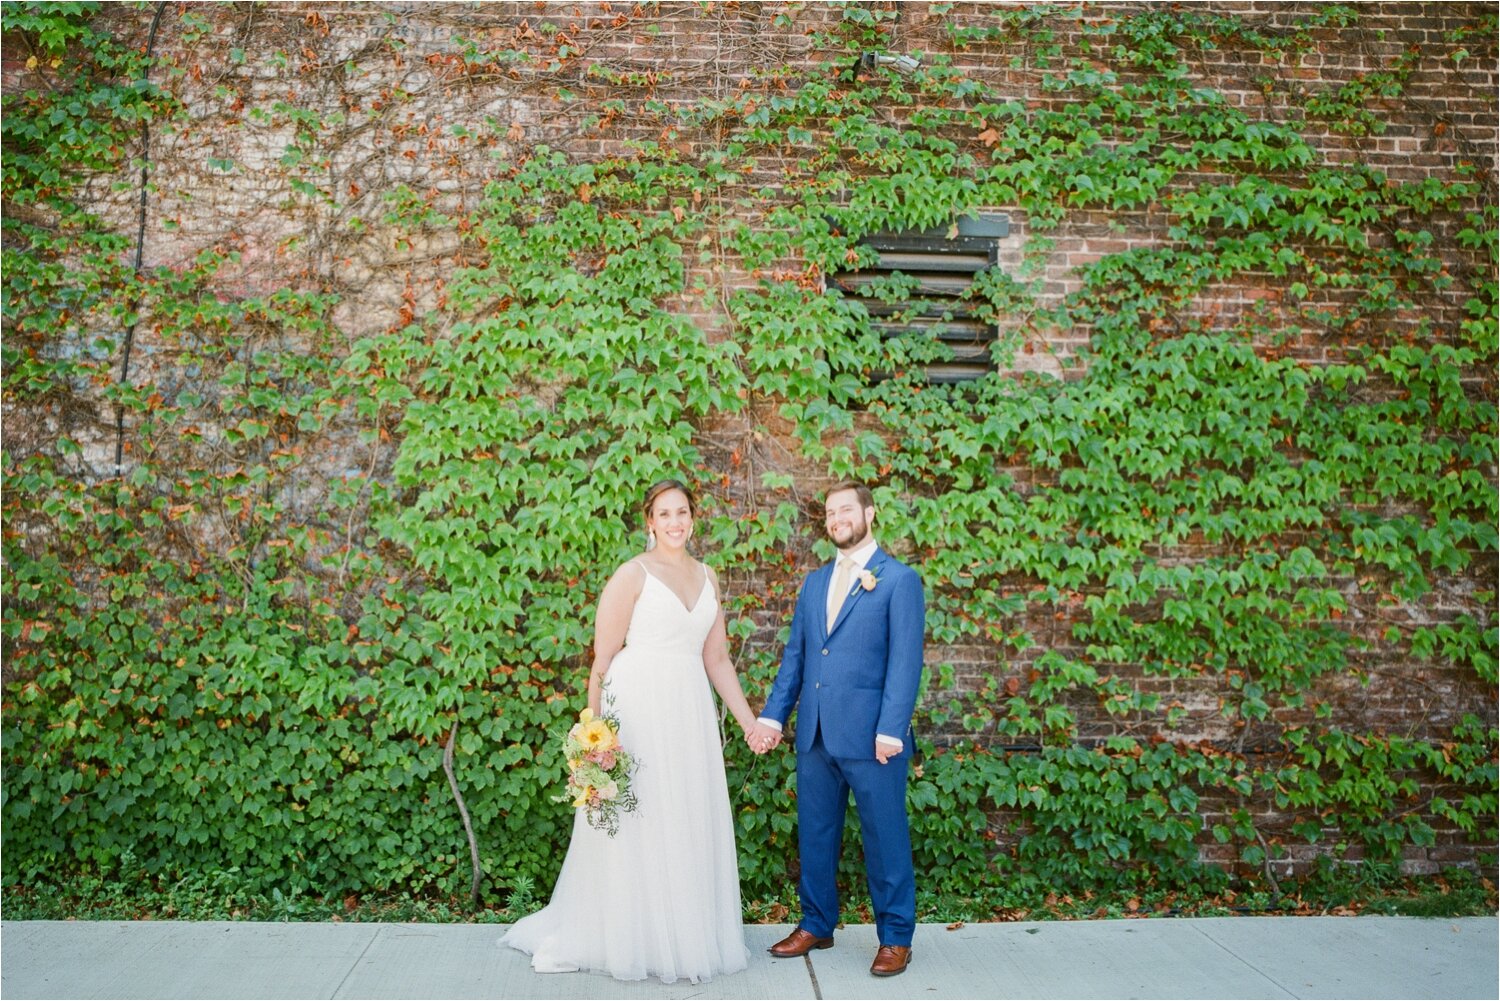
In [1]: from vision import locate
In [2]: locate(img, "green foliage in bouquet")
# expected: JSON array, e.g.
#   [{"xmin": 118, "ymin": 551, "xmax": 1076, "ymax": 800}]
[{"xmin": 555, "ymin": 707, "xmax": 638, "ymax": 837}]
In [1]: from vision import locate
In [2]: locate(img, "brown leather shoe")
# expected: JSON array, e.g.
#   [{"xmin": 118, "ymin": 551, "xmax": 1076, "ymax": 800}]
[
  {"xmin": 871, "ymin": 944, "xmax": 912, "ymax": 977},
  {"xmin": 768, "ymin": 928, "xmax": 835, "ymax": 957}
]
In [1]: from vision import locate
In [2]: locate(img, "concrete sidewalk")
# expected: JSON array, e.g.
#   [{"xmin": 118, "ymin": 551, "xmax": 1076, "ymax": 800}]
[{"xmin": 2, "ymin": 917, "xmax": 1495, "ymax": 1000}]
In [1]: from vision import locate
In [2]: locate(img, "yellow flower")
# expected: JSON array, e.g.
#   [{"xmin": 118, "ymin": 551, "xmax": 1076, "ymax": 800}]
[
  {"xmin": 578, "ymin": 718, "xmax": 616, "ymax": 752},
  {"xmin": 568, "ymin": 707, "xmax": 595, "ymax": 743},
  {"xmin": 572, "ymin": 785, "xmax": 594, "ymax": 809}
]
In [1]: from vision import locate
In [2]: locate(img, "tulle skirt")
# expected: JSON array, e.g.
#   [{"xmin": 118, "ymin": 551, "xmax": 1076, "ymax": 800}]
[{"xmin": 499, "ymin": 639, "xmax": 749, "ymax": 983}]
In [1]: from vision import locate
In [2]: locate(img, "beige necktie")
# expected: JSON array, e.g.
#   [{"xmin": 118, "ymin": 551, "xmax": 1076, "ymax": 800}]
[{"xmin": 827, "ymin": 557, "xmax": 853, "ymax": 631}]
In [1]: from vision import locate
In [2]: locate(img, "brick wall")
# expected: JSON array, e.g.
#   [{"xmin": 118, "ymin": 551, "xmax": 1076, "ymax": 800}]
[{"xmin": 8, "ymin": 1, "xmax": 1495, "ymax": 877}]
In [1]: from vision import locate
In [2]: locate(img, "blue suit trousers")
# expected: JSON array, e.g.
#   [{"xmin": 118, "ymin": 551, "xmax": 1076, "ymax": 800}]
[{"xmin": 796, "ymin": 724, "xmax": 916, "ymax": 947}]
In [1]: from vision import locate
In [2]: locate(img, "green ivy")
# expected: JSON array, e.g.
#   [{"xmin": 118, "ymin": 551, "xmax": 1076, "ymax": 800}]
[{"xmin": 3, "ymin": 2, "xmax": 1494, "ymax": 910}]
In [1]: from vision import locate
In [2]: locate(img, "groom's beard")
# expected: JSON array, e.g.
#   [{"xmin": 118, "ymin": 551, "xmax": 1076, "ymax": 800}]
[{"xmin": 828, "ymin": 517, "xmax": 870, "ymax": 550}]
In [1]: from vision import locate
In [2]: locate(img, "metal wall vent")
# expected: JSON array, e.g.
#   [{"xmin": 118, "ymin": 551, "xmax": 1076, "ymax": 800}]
[{"xmin": 827, "ymin": 214, "xmax": 1009, "ymax": 384}]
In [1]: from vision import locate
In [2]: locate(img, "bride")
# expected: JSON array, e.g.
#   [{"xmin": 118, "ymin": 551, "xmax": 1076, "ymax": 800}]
[{"xmin": 499, "ymin": 479, "xmax": 758, "ymax": 983}]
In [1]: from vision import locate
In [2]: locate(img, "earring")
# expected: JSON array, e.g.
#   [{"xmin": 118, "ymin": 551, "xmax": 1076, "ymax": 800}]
[{"xmin": 647, "ymin": 529, "xmax": 657, "ymax": 551}]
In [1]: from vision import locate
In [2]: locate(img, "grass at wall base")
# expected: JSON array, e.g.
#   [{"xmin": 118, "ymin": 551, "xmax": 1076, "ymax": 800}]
[{"xmin": 4, "ymin": 858, "xmax": 1493, "ymax": 924}]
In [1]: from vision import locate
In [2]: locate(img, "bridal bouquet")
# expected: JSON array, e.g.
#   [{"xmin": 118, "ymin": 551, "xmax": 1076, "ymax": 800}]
[{"xmin": 556, "ymin": 706, "xmax": 639, "ymax": 837}]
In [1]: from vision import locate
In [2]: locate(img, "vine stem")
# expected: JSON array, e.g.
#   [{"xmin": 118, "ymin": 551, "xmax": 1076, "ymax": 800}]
[
  {"xmin": 737, "ymin": 746, "xmax": 765, "ymax": 801},
  {"xmin": 113, "ymin": 0, "xmax": 169, "ymax": 482},
  {"xmin": 1255, "ymin": 826, "xmax": 1284, "ymax": 903},
  {"xmin": 442, "ymin": 719, "xmax": 484, "ymax": 906}
]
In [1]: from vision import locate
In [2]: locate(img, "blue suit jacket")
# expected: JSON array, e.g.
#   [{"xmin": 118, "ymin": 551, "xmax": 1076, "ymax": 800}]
[{"xmin": 762, "ymin": 547, "xmax": 925, "ymax": 760}]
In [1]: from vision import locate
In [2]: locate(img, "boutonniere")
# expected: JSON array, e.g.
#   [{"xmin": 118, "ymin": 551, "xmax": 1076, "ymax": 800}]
[{"xmin": 856, "ymin": 568, "xmax": 879, "ymax": 592}]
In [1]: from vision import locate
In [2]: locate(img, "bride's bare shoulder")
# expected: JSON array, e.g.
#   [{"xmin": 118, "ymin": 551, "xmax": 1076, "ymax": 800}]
[{"xmin": 601, "ymin": 558, "xmax": 649, "ymax": 599}]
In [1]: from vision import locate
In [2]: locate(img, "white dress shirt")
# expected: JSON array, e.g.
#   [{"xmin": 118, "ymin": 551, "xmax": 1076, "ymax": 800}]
[{"xmin": 760, "ymin": 537, "xmax": 903, "ymax": 751}]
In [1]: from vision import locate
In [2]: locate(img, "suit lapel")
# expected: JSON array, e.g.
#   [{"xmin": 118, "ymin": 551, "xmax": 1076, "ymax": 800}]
[{"xmin": 827, "ymin": 547, "xmax": 886, "ymax": 640}]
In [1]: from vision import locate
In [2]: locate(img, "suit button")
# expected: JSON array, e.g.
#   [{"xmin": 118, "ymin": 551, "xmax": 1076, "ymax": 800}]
[
  {"xmin": 821, "ymin": 649, "xmax": 829, "ymax": 655},
  {"xmin": 815, "ymin": 682, "xmax": 821, "ymax": 689}
]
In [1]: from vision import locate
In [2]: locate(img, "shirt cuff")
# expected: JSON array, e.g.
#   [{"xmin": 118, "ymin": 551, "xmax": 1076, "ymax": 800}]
[
  {"xmin": 758, "ymin": 717, "xmax": 783, "ymax": 732},
  {"xmin": 876, "ymin": 734, "xmax": 903, "ymax": 751}
]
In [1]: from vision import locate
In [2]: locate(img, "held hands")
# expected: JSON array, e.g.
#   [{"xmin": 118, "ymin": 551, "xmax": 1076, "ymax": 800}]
[
  {"xmin": 745, "ymin": 721, "xmax": 782, "ymax": 755},
  {"xmin": 741, "ymin": 726, "xmax": 894, "ymax": 759},
  {"xmin": 740, "ymin": 724, "xmax": 896, "ymax": 759}
]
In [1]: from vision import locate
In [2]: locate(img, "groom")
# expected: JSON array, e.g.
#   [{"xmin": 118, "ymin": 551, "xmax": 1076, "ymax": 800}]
[{"xmin": 748, "ymin": 481, "xmax": 925, "ymax": 977}]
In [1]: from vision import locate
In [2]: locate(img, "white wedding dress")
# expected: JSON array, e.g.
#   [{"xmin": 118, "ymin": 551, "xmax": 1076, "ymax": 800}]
[{"xmin": 499, "ymin": 564, "xmax": 749, "ymax": 983}]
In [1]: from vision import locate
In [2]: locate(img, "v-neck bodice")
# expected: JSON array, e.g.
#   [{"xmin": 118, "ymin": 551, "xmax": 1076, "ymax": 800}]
[
  {"xmin": 619, "ymin": 564, "xmax": 718, "ymax": 658},
  {"xmin": 639, "ymin": 564, "xmax": 710, "ymax": 614}
]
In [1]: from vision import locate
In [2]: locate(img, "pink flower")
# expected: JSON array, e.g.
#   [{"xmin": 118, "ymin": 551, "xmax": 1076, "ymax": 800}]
[{"xmin": 588, "ymin": 748, "xmax": 617, "ymax": 770}]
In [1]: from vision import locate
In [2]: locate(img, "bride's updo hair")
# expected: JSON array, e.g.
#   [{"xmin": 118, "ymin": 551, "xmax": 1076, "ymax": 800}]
[{"xmin": 642, "ymin": 478, "xmax": 696, "ymax": 521}]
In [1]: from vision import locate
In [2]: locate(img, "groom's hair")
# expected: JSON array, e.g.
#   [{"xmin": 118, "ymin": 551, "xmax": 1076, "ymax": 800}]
[{"xmin": 826, "ymin": 480, "xmax": 874, "ymax": 509}]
